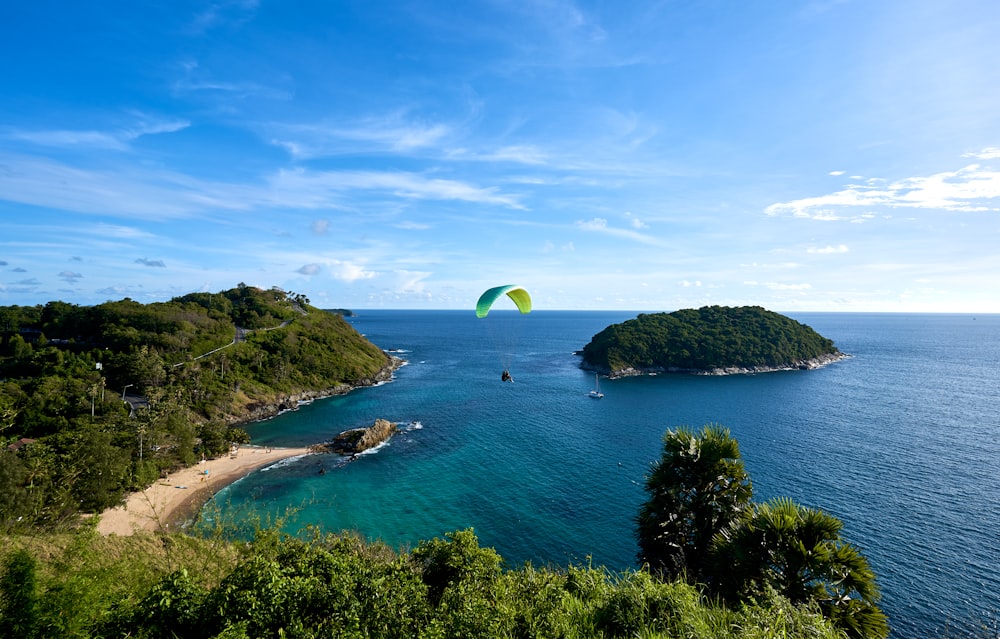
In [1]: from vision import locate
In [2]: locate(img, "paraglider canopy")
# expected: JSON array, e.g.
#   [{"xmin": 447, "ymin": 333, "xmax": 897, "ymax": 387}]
[{"xmin": 475, "ymin": 285, "xmax": 532, "ymax": 318}]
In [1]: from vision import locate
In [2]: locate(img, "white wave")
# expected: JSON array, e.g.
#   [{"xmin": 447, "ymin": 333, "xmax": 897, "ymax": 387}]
[
  {"xmin": 259, "ymin": 453, "xmax": 312, "ymax": 471},
  {"xmin": 357, "ymin": 440, "xmax": 390, "ymax": 456}
]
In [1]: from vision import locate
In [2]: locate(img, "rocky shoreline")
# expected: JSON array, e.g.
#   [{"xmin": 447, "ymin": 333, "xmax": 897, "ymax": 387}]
[
  {"xmin": 585, "ymin": 352, "xmax": 849, "ymax": 379},
  {"xmin": 226, "ymin": 355, "xmax": 405, "ymax": 426}
]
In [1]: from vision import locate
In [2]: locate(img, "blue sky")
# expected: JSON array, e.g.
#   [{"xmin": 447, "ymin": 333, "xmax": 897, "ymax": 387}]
[{"xmin": 2, "ymin": 1, "xmax": 999, "ymax": 312}]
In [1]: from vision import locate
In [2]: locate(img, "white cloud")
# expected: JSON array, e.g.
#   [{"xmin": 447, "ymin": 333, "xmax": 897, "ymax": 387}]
[
  {"xmin": 829, "ymin": 170, "xmax": 846, "ymax": 176},
  {"xmin": 962, "ymin": 147, "xmax": 1000, "ymax": 160},
  {"xmin": 297, "ymin": 263, "xmax": 321, "ymax": 276},
  {"xmin": 311, "ymin": 219, "xmax": 330, "ymax": 235},
  {"xmin": 767, "ymin": 161, "xmax": 1000, "ymax": 218},
  {"xmin": 624, "ymin": 211, "xmax": 648, "ymax": 229},
  {"xmin": 807, "ymin": 244, "xmax": 849, "ymax": 254},
  {"xmin": 330, "ymin": 260, "xmax": 375, "ymax": 282},
  {"xmin": 577, "ymin": 217, "xmax": 607, "ymax": 231}
]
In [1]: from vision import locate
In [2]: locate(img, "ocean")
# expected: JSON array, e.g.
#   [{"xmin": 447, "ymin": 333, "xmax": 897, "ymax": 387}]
[{"xmin": 205, "ymin": 310, "xmax": 1000, "ymax": 638}]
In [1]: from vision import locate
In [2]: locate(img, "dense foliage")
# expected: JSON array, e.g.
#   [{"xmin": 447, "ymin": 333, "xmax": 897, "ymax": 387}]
[
  {"xmin": 0, "ymin": 526, "xmax": 845, "ymax": 639},
  {"xmin": 0, "ymin": 285, "xmax": 391, "ymax": 528},
  {"xmin": 580, "ymin": 306, "xmax": 839, "ymax": 374},
  {"xmin": 637, "ymin": 426, "xmax": 888, "ymax": 639},
  {"xmin": 636, "ymin": 425, "xmax": 752, "ymax": 585}
]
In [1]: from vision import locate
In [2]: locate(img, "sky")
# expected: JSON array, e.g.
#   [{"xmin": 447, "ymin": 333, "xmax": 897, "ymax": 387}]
[{"xmin": 2, "ymin": 1, "xmax": 1000, "ymax": 312}]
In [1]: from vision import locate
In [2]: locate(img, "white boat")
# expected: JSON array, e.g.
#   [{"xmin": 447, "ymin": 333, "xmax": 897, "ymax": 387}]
[{"xmin": 588, "ymin": 374, "xmax": 604, "ymax": 399}]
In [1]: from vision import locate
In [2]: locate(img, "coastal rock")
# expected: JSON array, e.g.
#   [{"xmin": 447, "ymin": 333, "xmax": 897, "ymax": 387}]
[
  {"xmin": 319, "ymin": 418, "xmax": 398, "ymax": 455},
  {"xmin": 595, "ymin": 352, "xmax": 850, "ymax": 379}
]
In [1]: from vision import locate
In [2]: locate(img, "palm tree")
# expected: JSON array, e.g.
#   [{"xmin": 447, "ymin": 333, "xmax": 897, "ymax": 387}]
[
  {"xmin": 711, "ymin": 497, "xmax": 888, "ymax": 639},
  {"xmin": 636, "ymin": 424, "xmax": 753, "ymax": 583}
]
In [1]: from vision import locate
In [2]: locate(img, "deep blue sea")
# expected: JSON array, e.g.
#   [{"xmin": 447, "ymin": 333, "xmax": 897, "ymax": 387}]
[{"xmin": 206, "ymin": 311, "xmax": 1000, "ymax": 638}]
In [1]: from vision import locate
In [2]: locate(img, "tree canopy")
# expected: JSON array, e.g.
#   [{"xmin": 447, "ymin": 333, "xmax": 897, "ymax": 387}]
[
  {"xmin": 637, "ymin": 424, "xmax": 887, "ymax": 639},
  {"xmin": 581, "ymin": 305, "xmax": 840, "ymax": 375}
]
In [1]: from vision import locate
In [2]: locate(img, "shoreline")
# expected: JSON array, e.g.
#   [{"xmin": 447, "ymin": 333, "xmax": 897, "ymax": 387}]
[
  {"xmin": 588, "ymin": 352, "xmax": 850, "ymax": 379},
  {"xmin": 95, "ymin": 445, "xmax": 312, "ymax": 536}
]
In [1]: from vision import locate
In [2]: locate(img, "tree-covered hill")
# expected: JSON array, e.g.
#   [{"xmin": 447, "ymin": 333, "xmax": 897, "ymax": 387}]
[
  {"xmin": 580, "ymin": 305, "xmax": 842, "ymax": 376},
  {"xmin": 0, "ymin": 285, "xmax": 394, "ymax": 526}
]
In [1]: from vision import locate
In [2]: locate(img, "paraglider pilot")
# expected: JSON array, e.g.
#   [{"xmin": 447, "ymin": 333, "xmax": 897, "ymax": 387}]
[{"xmin": 501, "ymin": 369, "xmax": 513, "ymax": 383}]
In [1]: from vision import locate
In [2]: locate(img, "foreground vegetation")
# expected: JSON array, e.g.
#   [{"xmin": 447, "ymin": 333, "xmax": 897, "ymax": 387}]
[
  {"xmin": 637, "ymin": 426, "xmax": 887, "ymax": 639},
  {"xmin": 0, "ymin": 285, "xmax": 391, "ymax": 527},
  {"xmin": 0, "ymin": 525, "xmax": 846, "ymax": 639},
  {"xmin": 581, "ymin": 306, "xmax": 840, "ymax": 375}
]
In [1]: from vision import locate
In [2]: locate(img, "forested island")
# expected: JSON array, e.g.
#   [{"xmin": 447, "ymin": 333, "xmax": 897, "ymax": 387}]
[
  {"xmin": 0, "ymin": 284, "xmax": 396, "ymax": 525},
  {"xmin": 580, "ymin": 305, "xmax": 845, "ymax": 377}
]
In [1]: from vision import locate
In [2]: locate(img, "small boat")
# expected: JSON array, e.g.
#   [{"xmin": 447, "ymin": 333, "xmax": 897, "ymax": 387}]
[{"xmin": 588, "ymin": 374, "xmax": 604, "ymax": 399}]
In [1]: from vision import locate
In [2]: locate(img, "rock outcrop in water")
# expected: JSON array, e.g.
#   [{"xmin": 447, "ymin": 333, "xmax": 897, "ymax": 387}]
[{"xmin": 319, "ymin": 419, "xmax": 398, "ymax": 454}]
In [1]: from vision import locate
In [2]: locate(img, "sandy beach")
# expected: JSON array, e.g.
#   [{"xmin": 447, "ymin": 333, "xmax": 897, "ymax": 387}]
[{"xmin": 96, "ymin": 446, "xmax": 312, "ymax": 536}]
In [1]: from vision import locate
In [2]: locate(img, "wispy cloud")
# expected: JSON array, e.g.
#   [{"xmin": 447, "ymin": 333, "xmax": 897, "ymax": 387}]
[
  {"xmin": 297, "ymin": 263, "xmax": 321, "ymax": 276},
  {"xmin": 59, "ymin": 271, "xmax": 82, "ymax": 283},
  {"xmin": 575, "ymin": 216, "xmax": 663, "ymax": 245},
  {"xmin": 186, "ymin": 0, "xmax": 260, "ymax": 35},
  {"xmin": 2, "ymin": 115, "xmax": 189, "ymax": 151},
  {"xmin": 446, "ymin": 145, "xmax": 549, "ymax": 165},
  {"xmin": 135, "ymin": 258, "xmax": 166, "ymax": 267},
  {"xmin": 267, "ymin": 168, "xmax": 524, "ymax": 209},
  {"xmin": 0, "ymin": 154, "xmax": 525, "ymax": 219},
  {"xmin": 270, "ymin": 113, "xmax": 452, "ymax": 159},
  {"xmin": 93, "ymin": 224, "xmax": 157, "ymax": 239},
  {"xmin": 767, "ymin": 161, "xmax": 1000, "ymax": 218},
  {"xmin": 396, "ymin": 220, "xmax": 432, "ymax": 230}
]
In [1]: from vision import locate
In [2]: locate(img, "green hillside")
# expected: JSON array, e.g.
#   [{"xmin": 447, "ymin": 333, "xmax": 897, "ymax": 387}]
[
  {"xmin": 581, "ymin": 306, "xmax": 841, "ymax": 375},
  {"xmin": 0, "ymin": 285, "xmax": 394, "ymax": 525}
]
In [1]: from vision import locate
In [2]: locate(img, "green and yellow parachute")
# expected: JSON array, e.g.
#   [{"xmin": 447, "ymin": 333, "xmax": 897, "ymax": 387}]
[
  {"xmin": 476, "ymin": 285, "xmax": 532, "ymax": 373},
  {"xmin": 475, "ymin": 285, "xmax": 532, "ymax": 318}
]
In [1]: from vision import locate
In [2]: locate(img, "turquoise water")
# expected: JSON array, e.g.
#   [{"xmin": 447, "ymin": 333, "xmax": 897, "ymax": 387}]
[{"xmin": 208, "ymin": 311, "xmax": 1000, "ymax": 638}]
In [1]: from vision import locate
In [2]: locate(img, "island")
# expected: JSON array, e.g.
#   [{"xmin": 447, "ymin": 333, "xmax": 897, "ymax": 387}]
[{"xmin": 580, "ymin": 305, "xmax": 846, "ymax": 377}]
